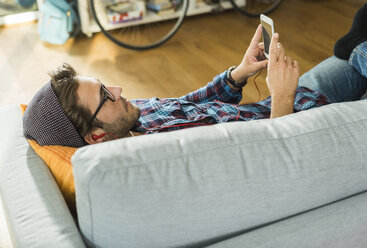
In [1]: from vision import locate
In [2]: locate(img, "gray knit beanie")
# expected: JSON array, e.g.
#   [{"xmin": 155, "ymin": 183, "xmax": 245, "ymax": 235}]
[{"xmin": 23, "ymin": 81, "xmax": 87, "ymax": 147}]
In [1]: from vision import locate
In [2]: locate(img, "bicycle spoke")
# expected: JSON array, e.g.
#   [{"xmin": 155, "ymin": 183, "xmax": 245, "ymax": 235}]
[
  {"xmin": 90, "ymin": 0, "xmax": 189, "ymax": 50},
  {"xmin": 230, "ymin": 0, "xmax": 283, "ymax": 17}
]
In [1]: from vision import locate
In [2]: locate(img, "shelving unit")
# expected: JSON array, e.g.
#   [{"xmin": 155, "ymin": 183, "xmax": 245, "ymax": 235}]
[{"xmin": 78, "ymin": 0, "xmax": 245, "ymax": 37}]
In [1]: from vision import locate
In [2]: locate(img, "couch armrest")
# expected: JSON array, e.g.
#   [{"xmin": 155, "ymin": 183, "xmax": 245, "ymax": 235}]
[{"xmin": 0, "ymin": 105, "xmax": 85, "ymax": 248}]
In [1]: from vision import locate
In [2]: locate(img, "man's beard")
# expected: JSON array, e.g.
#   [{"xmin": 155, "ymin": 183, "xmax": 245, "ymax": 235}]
[{"xmin": 101, "ymin": 106, "xmax": 140, "ymax": 140}]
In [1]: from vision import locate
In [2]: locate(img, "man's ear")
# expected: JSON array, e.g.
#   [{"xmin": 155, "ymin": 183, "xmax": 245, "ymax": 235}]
[{"xmin": 84, "ymin": 128, "xmax": 106, "ymax": 144}]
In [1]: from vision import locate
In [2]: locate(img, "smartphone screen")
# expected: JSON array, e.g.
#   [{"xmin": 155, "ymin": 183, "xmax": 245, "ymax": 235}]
[
  {"xmin": 261, "ymin": 20, "xmax": 272, "ymax": 56},
  {"xmin": 260, "ymin": 14, "xmax": 274, "ymax": 59}
]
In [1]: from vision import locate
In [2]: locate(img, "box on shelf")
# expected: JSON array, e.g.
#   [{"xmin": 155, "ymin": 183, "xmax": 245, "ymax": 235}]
[
  {"xmin": 105, "ymin": 1, "xmax": 146, "ymax": 24},
  {"xmin": 146, "ymin": 2, "xmax": 173, "ymax": 12},
  {"xmin": 146, "ymin": 0, "xmax": 181, "ymax": 16}
]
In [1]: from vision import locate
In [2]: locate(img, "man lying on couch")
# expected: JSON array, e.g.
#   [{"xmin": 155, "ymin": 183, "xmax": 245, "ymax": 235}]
[{"xmin": 23, "ymin": 4, "xmax": 367, "ymax": 148}]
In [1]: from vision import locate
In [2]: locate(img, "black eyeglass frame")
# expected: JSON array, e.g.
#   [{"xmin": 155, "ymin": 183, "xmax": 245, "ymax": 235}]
[{"xmin": 89, "ymin": 84, "xmax": 115, "ymax": 125}]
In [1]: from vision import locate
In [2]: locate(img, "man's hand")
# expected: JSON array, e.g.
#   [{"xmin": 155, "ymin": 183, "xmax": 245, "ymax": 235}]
[
  {"xmin": 230, "ymin": 24, "xmax": 269, "ymax": 84},
  {"xmin": 266, "ymin": 33, "xmax": 300, "ymax": 118}
]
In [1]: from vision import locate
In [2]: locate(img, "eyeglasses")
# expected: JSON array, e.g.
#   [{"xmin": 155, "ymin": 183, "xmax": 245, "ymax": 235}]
[{"xmin": 89, "ymin": 83, "xmax": 115, "ymax": 125}]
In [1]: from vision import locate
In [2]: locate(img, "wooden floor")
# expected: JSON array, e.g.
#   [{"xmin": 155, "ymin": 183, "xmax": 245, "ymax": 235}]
[{"xmin": 0, "ymin": 0, "xmax": 365, "ymax": 107}]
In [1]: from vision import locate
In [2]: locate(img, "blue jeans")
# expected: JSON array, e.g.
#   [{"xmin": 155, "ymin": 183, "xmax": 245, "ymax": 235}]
[{"xmin": 299, "ymin": 41, "xmax": 367, "ymax": 103}]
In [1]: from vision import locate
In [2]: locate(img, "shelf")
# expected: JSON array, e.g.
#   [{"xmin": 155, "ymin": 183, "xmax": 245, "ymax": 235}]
[{"xmin": 78, "ymin": 0, "xmax": 245, "ymax": 36}]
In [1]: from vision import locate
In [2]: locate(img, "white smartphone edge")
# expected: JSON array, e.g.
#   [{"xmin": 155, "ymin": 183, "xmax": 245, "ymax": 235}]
[{"xmin": 260, "ymin": 14, "xmax": 275, "ymax": 59}]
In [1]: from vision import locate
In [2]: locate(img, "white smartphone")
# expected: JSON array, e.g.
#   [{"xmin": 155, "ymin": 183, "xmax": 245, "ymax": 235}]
[{"xmin": 260, "ymin": 14, "xmax": 275, "ymax": 59}]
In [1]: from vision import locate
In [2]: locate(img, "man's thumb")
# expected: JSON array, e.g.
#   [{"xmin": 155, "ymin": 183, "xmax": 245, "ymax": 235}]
[{"xmin": 256, "ymin": 60, "xmax": 268, "ymax": 70}]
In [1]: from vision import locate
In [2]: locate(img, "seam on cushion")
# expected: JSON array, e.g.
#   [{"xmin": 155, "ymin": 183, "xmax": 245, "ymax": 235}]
[
  {"xmin": 87, "ymin": 172, "xmax": 96, "ymax": 245},
  {"xmin": 75, "ymin": 159, "xmax": 96, "ymax": 245},
  {"xmin": 91, "ymin": 117, "xmax": 367, "ymax": 171}
]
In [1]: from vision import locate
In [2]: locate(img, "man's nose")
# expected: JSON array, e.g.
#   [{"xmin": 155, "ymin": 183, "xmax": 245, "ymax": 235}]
[{"xmin": 107, "ymin": 86, "xmax": 122, "ymax": 99}]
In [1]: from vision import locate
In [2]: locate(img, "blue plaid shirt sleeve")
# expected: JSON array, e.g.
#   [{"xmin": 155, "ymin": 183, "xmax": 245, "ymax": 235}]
[{"xmin": 178, "ymin": 71, "xmax": 243, "ymax": 104}]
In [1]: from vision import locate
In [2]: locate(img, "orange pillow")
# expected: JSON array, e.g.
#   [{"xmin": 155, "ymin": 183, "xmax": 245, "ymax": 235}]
[{"xmin": 20, "ymin": 104, "xmax": 78, "ymax": 214}]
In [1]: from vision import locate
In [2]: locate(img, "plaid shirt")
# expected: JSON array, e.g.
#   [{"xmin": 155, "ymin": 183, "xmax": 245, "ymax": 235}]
[{"xmin": 131, "ymin": 71, "xmax": 330, "ymax": 134}]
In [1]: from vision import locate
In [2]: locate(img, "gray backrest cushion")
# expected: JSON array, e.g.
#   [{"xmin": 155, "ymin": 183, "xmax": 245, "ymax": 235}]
[
  {"xmin": 72, "ymin": 100, "xmax": 367, "ymax": 248},
  {"xmin": 0, "ymin": 105, "xmax": 85, "ymax": 248}
]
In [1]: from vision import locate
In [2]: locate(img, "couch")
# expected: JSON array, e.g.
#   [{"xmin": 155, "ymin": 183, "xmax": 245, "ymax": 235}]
[{"xmin": 1, "ymin": 98, "xmax": 367, "ymax": 248}]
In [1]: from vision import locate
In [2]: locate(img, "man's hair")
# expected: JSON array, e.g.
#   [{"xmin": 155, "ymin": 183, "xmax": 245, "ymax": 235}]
[{"xmin": 49, "ymin": 63, "xmax": 101, "ymax": 139}]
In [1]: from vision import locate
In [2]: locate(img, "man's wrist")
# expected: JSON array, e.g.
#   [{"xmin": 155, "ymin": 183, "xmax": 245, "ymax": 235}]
[
  {"xmin": 231, "ymin": 66, "xmax": 250, "ymax": 83},
  {"xmin": 226, "ymin": 66, "xmax": 248, "ymax": 90},
  {"xmin": 271, "ymin": 93, "xmax": 295, "ymax": 102},
  {"xmin": 270, "ymin": 95, "xmax": 295, "ymax": 118}
]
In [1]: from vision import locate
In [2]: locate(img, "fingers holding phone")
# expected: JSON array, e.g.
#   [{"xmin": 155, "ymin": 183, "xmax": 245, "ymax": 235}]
[
  {"xmin": 233, "ymin": 25, "xmax": 269, "ymax": 83},
  {"xmin": 267, "ymin": 33, "xmax": 300, "ymax": 100}
]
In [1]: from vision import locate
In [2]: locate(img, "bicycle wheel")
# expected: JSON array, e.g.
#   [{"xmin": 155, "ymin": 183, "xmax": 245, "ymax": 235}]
[
  {"xmin": 229, "ymin": 0, "xmax": 283, "ymax": 17},
  {"xmin": 90, "ymin": 0, "xmax": 189, "ymax": 50}
]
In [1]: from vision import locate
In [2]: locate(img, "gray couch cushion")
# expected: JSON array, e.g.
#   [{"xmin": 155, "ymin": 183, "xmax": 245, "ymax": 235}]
[
  {"xmin": 0, "ymin": 105, "xmax": 85, "ymax": 248},
  {"xmin": 207, "ymin": 191, "xmax": 367, "ymax": 248},
  {"xmin": 72, "ymin": 100, "xmax": 367, "ymax": 248}
]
